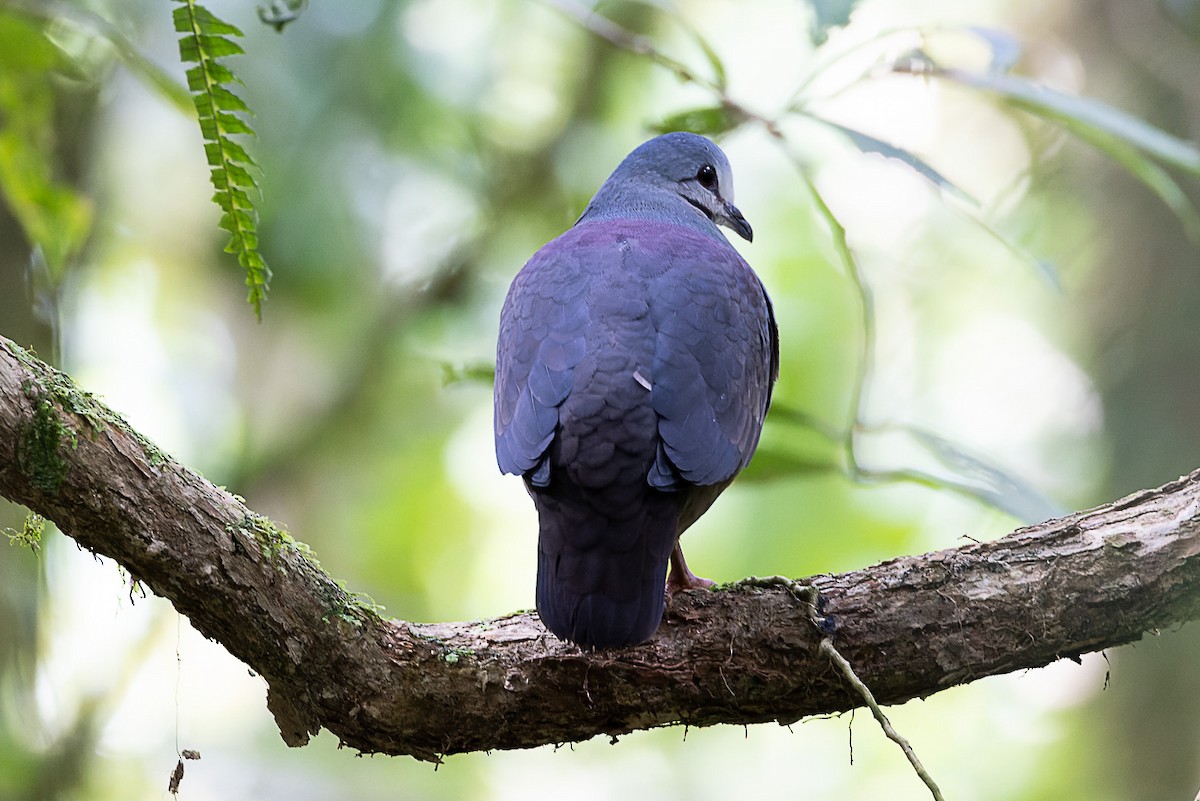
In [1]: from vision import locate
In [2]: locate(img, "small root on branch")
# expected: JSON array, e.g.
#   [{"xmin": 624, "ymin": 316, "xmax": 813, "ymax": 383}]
[{"xmin": 816, "ymin": 632, "xmax": 945, "ymax": 801}]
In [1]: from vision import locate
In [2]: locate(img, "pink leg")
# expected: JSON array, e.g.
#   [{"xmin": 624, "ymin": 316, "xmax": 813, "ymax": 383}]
[{"xmin": 667, "ymin": 541, "xmax": 716, "ymax": 593}]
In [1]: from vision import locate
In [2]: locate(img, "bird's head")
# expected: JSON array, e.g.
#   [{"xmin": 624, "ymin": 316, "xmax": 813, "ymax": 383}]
[{"xmin": 579, "ymin": 131, "xmax": 753, "ymax": 242}]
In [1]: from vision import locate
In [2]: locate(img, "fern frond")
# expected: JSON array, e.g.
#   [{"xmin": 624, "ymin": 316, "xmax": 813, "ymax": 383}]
[{"xmin": 173, "ymin": 0, "xmax": 271, "ymax": 319}]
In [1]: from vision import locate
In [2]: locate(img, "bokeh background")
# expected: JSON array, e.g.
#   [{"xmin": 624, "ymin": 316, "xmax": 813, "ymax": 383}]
[{"xmin": 3, "ymin": 0, "xmax": 1200, "ymax": 799}]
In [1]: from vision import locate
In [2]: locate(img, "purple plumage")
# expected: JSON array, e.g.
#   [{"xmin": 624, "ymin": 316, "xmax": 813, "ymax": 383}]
[{"xmin": 495, "ymin": 132, "xmax": 778, "ymax": 649}]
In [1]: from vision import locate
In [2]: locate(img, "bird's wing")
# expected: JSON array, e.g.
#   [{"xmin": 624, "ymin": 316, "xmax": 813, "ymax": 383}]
[
  {"xmin": 496, "ymin": 222, "xmax": 777, "ymax": 492},
  {"xmin": 645, "ymin": 232, "xmax": 778, "ymax": 489},
  {"xmin": 494, "ymin": 240, "xmax": 590, "ymax": 487}
]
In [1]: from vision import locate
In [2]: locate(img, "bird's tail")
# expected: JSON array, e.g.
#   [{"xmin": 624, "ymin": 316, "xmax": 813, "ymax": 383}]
[{"xmin": 534, "ymin": 489, "xmax": 678, "ymax": 649}]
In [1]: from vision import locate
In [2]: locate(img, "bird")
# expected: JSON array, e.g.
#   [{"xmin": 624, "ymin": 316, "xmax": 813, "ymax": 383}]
[{"xmin": 494, "ymin": 131, "xmax": 778, "ymax": 649}]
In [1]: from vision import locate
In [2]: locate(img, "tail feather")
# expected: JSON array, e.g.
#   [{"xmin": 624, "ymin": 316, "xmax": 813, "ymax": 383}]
[{"xmin": 533, "ymin": 486, "xmax": 679, "ymax": 649}]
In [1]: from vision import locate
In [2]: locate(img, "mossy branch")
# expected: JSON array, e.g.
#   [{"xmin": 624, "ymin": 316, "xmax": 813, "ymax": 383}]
[{"xmin": 2, "ymin": 334, "xmax": 1200, "ymax": 763}]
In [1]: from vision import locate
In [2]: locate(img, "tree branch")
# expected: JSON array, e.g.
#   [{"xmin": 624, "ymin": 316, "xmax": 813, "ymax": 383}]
[{"xmin": 2, "ymin": 334, "xmax": 1200, "ymax": 762}]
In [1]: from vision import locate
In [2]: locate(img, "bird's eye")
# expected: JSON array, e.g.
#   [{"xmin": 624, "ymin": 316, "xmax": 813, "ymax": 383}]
[{"xmin": 696, "ymin": 164, "xmax": 718, "ymax": 190}]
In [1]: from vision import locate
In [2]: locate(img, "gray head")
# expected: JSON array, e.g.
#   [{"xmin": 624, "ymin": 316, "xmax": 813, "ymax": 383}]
[{"xmin": 576, "ymin": 131, "xmax": 753, "ymax": 242}]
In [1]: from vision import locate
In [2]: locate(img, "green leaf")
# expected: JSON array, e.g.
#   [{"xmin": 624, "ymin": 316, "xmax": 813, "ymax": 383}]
[
  {"xmin": 0, "ymin": 15, "xmax": 64, "ymax": 71},
  {"xmin": 227, "ymin": 187, "xmax": 255, "ymax": 210},
  {"xmin": 440, "ymin": 362, "xmax": 496, "ymax": 386},
  {"xmin": 2, "ymin": 2, "xmax": 194, "ymax": 114},
  {"xmin": 224, "ymin": 161, "xmax": 256, "ymax": 189},
  {"xmin": 677, "ymin": 20, "xmax": 727, "ymax": 92},
  {"xmin": 1073, "ymin": 126, "xmax": 1200, "ymax": 244},
  {"xmin": 192, "ymin": 6, "xmax": 245, "ymax": 36},
  {"xmin": 217, "ymin": 137, "xmax": 252, "ymax": 165},
  {"xmin": 0, "ymin": 123, "xmax": 93, "ymax": 279},
  {"xmin": 936, "ymin": 67, "xmax": 1200, "ymax": 174},
  {"xmin": 174, "ymin": 0, "xmax": 270, "ymax": 319},
  {"xmin": 0, "ymin": 17, "xmax": 93, "ymax": 281},
  {"xmin": 216, "ymin": 111, "xmax": 255, "ymax": 136},
  {"xmin": 905, "ymin": 426, "xmax": 1064, "ymax": 523},
  {"xmin": 925, "ymin": 65, "xmax": 1200, "ymax": 247},
  {"xmin": 810, "ymin": 0, "xmax": 858, "ymax": 45},
  {"xmin": 220, "ymin": 208, "xmax": 256, "ymax": 235},
  {"xmin": 965, "ymin": 27, "xmax": 1022, "ymax": 74},
  {"xmin": 821, "ymin": 119, "xmax": 976, "ymax": 202},
  {"xmin": 173, "ymin": 5, "xmax": 244, "ymax": 36},
  {"xmin": 200, "ymin": 115, "xmax": 254, "ymax": 141},
  {"xmin": 737, "ymin": 408, "xmax": 845, "ymax": 483},
  {"xmin": 210, "ymin": 85, "xmax": 250, "ymax": 113},
  {"xmin": 177, "ymin": 37, "xmax": 200, "ymax": 63},
  {"xmin": 186, "ymin": 63, "xmax": 238, "ymax": 89},
  {"xmin": 738, "ymin": 446, "xmax": 840, "ymax": 482},
  {"xmin": 202, "ymin": 141, "xmax": 224, "ymax": 167},
  {"xmin": 127, "ymin": 56, "xmax": 195, "ymax": 115},
  {"xmin": 197, "ymin": 34, "xmax": 246, "ymax": 58},
  {"xmin": 650, "ymin": 103, "xmax": 747, "ymax": 138},
  {"xmin": 171, "ymin": 5, "xmax": 191, "ymax": 31},
  {"xmin": 177, "ymin": 33, "xmax": 246, "ymax": 61},
  {"xmin": 212, "ymin": 184, "xmax": 251, "ymax": 210},
  {"xmin": 950, "ymin": 204, "xmax": 1062, "ymax": 290}
]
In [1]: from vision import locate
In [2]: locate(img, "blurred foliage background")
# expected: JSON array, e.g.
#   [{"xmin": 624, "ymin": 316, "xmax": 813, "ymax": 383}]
[{"xmin": 2, "ymin": 0, "xmax": 1200, "ymax": 799}]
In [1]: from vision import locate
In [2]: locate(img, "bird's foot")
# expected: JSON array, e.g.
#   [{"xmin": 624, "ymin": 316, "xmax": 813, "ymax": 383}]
[{"xmin": 666, "ymin": 543, "xmax": 716, "ymax": 593}]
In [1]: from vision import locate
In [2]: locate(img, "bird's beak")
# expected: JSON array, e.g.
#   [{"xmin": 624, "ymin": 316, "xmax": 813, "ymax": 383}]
[{"xmin": 720, "ymin": 201, "xmax": 753, "ymax": 242}]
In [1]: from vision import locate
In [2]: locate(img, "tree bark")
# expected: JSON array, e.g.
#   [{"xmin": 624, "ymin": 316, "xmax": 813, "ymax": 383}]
[{"xmin": 2, "ymin": 334, "xmax": 1199, "ymax": 762}]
